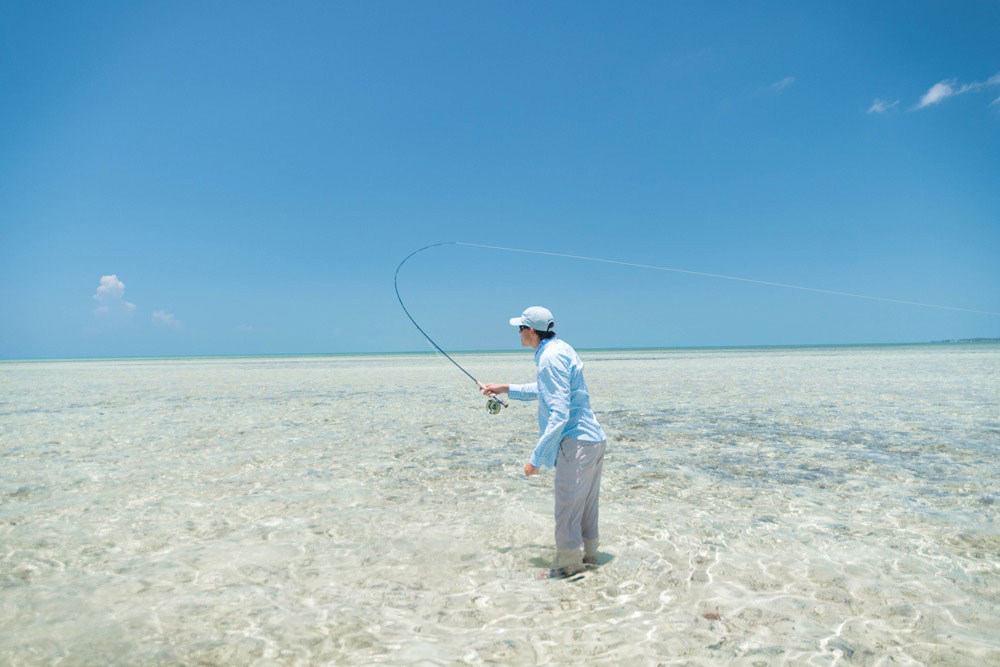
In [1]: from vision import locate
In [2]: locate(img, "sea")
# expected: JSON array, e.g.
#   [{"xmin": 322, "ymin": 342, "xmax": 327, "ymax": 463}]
[{"xmin": 1, "ymin": 344, "xmax": 998, "ymax": 665}]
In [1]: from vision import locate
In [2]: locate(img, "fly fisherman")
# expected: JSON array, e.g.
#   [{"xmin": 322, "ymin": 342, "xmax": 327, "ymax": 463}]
[{"xmin": 480, "ymin": 306, "xmax": 607, "ymax": 575}]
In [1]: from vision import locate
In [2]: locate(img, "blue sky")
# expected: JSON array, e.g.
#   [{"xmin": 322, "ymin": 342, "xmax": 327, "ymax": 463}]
[{"xmin": 1, "ymin": 1, "xmax": 998, "ymax": 358}]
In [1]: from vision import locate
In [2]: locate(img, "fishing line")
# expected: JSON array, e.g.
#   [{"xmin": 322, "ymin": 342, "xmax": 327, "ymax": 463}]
[
  {"xmin": 457, "ymin": 242, "xmax": 1000, "ymax": 317},
  {"xmin": 395, "ymin": 241, "xmax": 998, "ymax": 413}
]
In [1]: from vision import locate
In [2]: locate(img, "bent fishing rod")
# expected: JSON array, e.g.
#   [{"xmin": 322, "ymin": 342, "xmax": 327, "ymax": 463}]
[{"xmin": 394, "ymin": 242, "xmax": 507, "ymax": 414}]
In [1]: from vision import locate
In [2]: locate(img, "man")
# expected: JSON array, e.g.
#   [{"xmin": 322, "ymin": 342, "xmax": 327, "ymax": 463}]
[{"xmin": 480, "ymin": 306, "xmax": 607, "ymax": 574}]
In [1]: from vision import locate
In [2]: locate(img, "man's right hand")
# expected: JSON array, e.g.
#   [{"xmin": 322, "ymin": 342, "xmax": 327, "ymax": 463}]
[{"xmin": 479, "ymin": 383, "xmax": 509, "ymax": 397}]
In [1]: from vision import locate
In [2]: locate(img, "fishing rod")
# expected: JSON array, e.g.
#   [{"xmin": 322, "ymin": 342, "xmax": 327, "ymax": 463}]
[{"xmin": 394, "ymin": 242, "xmax": 507, "ymax": 414}]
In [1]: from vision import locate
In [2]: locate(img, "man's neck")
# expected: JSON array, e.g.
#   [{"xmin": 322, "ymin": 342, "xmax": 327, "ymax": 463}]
[{"xmin": 533, "ymin": 337, "xmax": 553, "ymax": 351}]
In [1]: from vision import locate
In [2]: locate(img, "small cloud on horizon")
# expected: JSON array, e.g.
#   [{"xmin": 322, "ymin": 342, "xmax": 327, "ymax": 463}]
[
  {"xmin": 152, "ymin": 310, "xmax": 182, "ymax": 330},
  {"xmin": 769, "ymin": 76, "xmax": 795, "ymax": 92},
  {"xmin": 93, "ymin": 275, "xmax": 135, "ymax": 316},
  {"xmin": 868, "ymin": 98, "xmax": 899, "ymax": 113}
]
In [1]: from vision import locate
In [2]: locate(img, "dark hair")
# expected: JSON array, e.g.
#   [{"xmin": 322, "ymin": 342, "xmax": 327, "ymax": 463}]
[{"xmin": 534, "ymin": 329, "xmax": 556, "ymax": 340}]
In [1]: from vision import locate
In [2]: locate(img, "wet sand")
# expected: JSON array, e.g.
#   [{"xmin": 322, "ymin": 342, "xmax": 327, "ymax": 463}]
[{"xmin": 1, "ymin": 345, "xmax": 998, "ymax": 664}]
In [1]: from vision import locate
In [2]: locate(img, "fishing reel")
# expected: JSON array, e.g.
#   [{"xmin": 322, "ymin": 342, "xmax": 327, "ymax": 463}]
[{"xmin": 477, "ymin": 382, "xmax": 507, "ymax": 415}]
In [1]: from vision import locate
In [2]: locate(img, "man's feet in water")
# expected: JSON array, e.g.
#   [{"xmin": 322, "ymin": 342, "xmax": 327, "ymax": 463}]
[
  {"xmin": 539, "ymin": 563, "xmax": 595, "ymax": 581},
  {"xmin": 540, "ymin": 567, "xmax": 584, "ymax": 581}
]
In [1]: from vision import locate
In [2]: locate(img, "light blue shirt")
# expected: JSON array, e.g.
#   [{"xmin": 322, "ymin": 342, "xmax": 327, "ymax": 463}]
[{"xmin": 508, "ymin": 337, "xmax": 607, "ymax": 469}]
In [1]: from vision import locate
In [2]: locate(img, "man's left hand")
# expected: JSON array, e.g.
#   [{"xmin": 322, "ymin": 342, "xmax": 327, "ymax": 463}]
[{"xmin": 524, "ymin": 463, "xmax": 539, "ymax": 477}]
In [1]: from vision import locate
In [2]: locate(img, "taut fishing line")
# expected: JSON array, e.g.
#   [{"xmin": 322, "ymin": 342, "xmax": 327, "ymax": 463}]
[
  {"xmin": 395, "ymin": 241, "xmax": 999, "ymax": 414},
  {"xmin": 458, "ymin": 242, "xmax": 1000, "ymax": 316}
]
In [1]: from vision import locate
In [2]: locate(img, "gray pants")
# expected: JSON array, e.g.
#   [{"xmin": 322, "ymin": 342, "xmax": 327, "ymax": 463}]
[{"xmin": 554, "ymin": 437, "xmax": 607, "ymax": 568}]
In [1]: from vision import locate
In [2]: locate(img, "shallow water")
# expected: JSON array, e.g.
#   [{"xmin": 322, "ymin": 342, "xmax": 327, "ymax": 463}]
[{"xmin": 1, "ymin": 346, "xmax": 998, "ymax": 665}]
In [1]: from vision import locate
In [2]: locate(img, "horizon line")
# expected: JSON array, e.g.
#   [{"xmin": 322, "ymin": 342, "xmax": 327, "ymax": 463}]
[{"xmin": 2, "ymin": 338, "xmax": 998, "ymax": 363}]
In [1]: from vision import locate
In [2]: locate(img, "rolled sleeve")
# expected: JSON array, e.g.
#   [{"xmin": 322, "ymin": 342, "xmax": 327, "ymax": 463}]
[{"xmin": 508, "ymin": 382, "xmax": 538, "ymax": 401}]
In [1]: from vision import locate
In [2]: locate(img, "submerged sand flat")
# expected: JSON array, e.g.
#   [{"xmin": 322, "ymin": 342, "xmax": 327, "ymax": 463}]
[{"xmin": 1, "ymin": 345, "xmax": 998, "ymax": 664}]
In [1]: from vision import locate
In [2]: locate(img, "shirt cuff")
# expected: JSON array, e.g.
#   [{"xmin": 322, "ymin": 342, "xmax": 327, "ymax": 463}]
[{"xmin": 508, "ymin": 383, "xmax": 535, "ymax": 400}]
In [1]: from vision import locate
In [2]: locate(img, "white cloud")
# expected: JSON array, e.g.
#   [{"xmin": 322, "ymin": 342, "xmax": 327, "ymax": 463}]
[
  {"xmin": 152, "ymin": 310, "xmax": 182, "ymax": 330},
  {"xmin": 914, "ymin": 71, "xmax": 1000, "ymax": 109},
  {"xmin": 868, "ymin": 98, "xmax": 899, "ymax": 113},
  {"xmin": 235, "ymin": 324, "xmax": 253, "ymax": 333},
  {"xmin": 769, "ymin": 76, "xmax": 795, "ymax": 92},
  {"xmin": 93, "ymin": 275, "xmax": 135, "ymax": 315},
  {"xmin": 916, "ymin": 80, "xmax": 956, "ymax": 108}
]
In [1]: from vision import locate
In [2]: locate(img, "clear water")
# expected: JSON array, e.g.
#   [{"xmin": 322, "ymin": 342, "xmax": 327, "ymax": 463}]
[{"xmin": 1, "ymin": 346, "xmax": 998, "ymax": 664}]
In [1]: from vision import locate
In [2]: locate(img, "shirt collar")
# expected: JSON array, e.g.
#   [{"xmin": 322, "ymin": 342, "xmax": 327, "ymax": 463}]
[{"xmin": 535, "ymin": 336, "xmax": 554, "ymax": 362}]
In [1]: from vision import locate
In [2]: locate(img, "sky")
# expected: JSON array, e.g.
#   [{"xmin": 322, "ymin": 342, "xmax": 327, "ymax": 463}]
[{"xmin": 1, "ymin": 1, "xmax": 998, "ymax": 359}]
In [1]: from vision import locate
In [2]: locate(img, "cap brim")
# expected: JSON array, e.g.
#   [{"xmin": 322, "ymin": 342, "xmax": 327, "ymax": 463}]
[{"xmin": 509, "ymin": 317, "xmax": 523, "ymax": 327}]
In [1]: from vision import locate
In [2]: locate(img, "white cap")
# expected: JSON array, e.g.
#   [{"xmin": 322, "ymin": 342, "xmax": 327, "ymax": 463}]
[{"xmin": 509, "ymin": 306, "xmax": 554, "ymax": 331}]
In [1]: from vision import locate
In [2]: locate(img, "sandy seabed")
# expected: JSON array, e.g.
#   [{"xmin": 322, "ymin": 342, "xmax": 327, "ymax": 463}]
[{"xmin": 1, "ymin": 345, "xmax": 998, "ymax": 665}]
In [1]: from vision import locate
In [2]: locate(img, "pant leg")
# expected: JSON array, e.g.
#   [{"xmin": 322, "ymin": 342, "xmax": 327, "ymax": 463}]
[
  {"xmin": 554, "ymin": 438, "xmax": 584, "ymax": 567},
  {"xmin": 582, "ymin": 441, "xmax": 606, "ymax": 560},
  {"xmin": 554, "ymin": 438, "xmax": 605, "ymax": 568}
]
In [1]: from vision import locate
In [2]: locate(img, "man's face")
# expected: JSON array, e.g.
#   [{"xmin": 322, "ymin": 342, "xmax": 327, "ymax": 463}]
[{"xmin": 519, "ymin": 325, "xmax": 538, "ymax": 348}]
